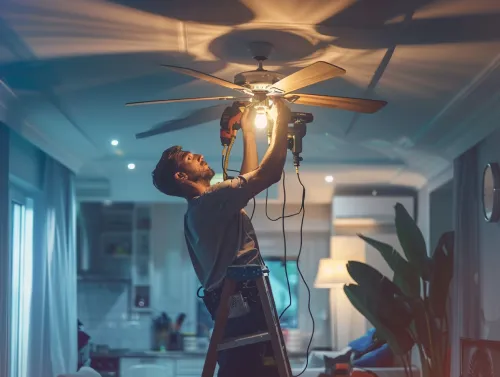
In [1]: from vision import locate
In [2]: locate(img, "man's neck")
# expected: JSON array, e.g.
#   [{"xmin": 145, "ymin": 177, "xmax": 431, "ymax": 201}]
[{"xmin": 185, "ymin": 180, "xmax": 210, "ymax": 200}]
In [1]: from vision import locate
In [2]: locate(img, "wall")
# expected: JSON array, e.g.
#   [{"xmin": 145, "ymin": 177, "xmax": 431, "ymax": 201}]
[
  {"xmin": 8, "ymin": 130, "xmax": 45, "ymax": 190},
  {"xmin": 476, "ymin": 127, "xmax": 500, "ymax": 340},
  {"xmin": 77, "ymin": 201, "xmax": 331, "ymax": 350},
  {"xmin": 429, "ymin": 181, "xmax": 454, "ymax": 252},
  {"xmin": 417, "ymin": 165, "xmax": 453, "ymax": 249}
]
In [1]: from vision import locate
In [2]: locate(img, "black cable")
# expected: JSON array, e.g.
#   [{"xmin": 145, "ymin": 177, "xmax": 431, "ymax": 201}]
[
  {"xmin": 293, "ymin": 171, "xmax": 314, "ymax": 377},
  {"xmin": 266, "ymin": 170, "xmax": 303, "ymax": 221},
  {"xmin": 223, "ymin": 143, "xmax": 313, "ymax": 373},
  {"xmin": 250, "ymin": 197, "xmax": 256, "ymax": 221},
  {"xmin": 277, "ymin": 170, "xmax": 292, "ymax": 321},
  {"xmin": 265, "ymin": 170, "xmax": 303, "ymax": 221}
]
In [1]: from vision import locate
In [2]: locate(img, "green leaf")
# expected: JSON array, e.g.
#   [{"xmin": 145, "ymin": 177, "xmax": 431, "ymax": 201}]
[
  {"xmin": 346, "ymin": 261, "xmax": 413, "ymax": 330},
  {"xmin": 358, "ymin": 234, "xmax": 421, "ymax": 298},
  {"xmin": 394, "ymin": 203, "xmax": 432, "ymax": 281},
  {"xmin": 429, "ymin": 231, "xmax": 455, "ymax": 318},
  {"xmin": 410, "ymin": 299, "xmax": 431, "ymax": 356},
  {"xmin": 344, "ymin": 284, "xmax": 414, "ymax": 355},
  {"xmin": 346, "ymin": 261, "xmax": 402, "ymax": 297}
]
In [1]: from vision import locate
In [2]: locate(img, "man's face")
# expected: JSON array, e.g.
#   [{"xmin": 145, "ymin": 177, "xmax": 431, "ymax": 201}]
[{"xmin": 177, "ymin": 150, "xmax": 215, "ymax": 182}]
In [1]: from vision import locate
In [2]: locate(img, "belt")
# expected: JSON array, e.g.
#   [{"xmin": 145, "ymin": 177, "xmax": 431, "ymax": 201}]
[{"xmin": 202, "ymin": 279, "xmax": 260, "ymax": 319}]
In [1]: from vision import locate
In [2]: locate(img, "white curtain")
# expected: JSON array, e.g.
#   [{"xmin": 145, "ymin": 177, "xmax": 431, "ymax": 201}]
[
  {"xmin": 0, "ymin": 123, "xmax": 11, "ymax": 377},
  {"xmin": 29, "ymin": 156, "xmax": 77, "ymax": 377},
  {"xmin": 450, "ymin": 145, "xmax": 481, "ymax": 377}
]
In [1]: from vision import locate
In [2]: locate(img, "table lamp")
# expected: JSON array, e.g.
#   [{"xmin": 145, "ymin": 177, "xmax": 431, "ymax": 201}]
[{"xmin": 314, "ymin": 259, "xmax": 353, "ymax": 350}]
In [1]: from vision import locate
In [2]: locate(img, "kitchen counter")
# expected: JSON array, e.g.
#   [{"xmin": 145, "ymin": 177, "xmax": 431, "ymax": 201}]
[
  {"xmin": 92, "ymin": 349, "xmax": 307, "ymax": 377},
  {"xmin": 92, "ymin": 349, "xmax": 308, "ymax": 359}
]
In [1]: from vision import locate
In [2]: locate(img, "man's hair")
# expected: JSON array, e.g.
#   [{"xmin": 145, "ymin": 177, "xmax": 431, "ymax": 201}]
[{"xmin": 152, "ymin": 145, "xmax": 184, "ymax": 197}]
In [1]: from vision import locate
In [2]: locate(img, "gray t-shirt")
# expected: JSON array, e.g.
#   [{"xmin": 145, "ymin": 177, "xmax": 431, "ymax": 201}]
[{"xmin": 184, "ymin": 176, "xmax": 262, "ymax": 291}]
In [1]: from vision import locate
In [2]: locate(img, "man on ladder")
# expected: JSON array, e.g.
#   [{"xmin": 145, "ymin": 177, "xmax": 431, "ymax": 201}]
[{"xmin": 151, "ymin": 98, "xmax": 292, "ymax": 377}]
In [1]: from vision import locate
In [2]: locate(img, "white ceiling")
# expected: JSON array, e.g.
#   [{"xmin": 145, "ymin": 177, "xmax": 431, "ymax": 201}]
[{"xmin": 1, "ymin": 0, "xmax": 500, "ymax": 203}]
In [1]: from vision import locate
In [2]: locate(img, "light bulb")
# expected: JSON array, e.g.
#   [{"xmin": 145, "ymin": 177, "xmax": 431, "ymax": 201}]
[{"xmin": 254, "ymin": 111, "xmax": 268, "ymax": 129}]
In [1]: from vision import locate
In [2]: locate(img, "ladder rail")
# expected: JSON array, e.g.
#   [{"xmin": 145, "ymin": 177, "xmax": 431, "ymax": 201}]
[
  {"xmin": 201, "ymin": 279, "xmax": 236, "ymax": 377},
  {"xmin": 201, "ymin": 265, "xmax": 293, "ymax": 377}
]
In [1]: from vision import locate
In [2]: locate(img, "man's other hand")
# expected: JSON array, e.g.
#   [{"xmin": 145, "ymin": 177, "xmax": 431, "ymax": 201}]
[
  {"xmin": 241, "ymin": 105, "xmax": 256, "ymax": 134},
  {"xmin": 269, "ymin": 97, "xmax": 291, "ymax": 125}
]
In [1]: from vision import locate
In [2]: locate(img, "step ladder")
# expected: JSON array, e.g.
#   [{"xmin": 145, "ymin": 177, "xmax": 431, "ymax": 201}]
[{"xmin": 201, "ymin": 264, "xmax": 293, "ymax": 377}]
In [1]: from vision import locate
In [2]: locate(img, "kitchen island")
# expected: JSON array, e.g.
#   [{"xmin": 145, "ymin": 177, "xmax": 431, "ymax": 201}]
[{"xmin": 91, "ymin": 349, "xmax": 307, "ymax": 377}]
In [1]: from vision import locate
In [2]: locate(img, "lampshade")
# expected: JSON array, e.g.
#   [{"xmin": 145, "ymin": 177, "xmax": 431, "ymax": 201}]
[{"xmin": 314, "ymin": 259, "xmax": 353, "ymax": 288}]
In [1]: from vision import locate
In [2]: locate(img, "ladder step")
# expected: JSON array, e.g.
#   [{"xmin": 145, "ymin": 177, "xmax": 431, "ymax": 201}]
[{"xmin": 217, "ymin": 331, "xmax": 271, "ymax": 351}]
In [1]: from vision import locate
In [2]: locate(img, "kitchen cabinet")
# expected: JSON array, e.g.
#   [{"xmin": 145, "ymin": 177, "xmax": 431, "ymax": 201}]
[
  {"xmin": 120, "ymin": 354, "xmax": 304, "ymax": 377},
  {"xmin": 120, "ymin": 355, "xmax": 217, "ymax": 377},
  {"xmin": 175, "ymin": 357, "xmax": 218, "ymax": 377},
  {"xmin": 120, "ymin": 357, "xmax": 175, "ymax": 377}
]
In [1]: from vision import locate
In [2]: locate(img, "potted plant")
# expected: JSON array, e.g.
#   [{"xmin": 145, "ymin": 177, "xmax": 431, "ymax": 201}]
[{"xmin": 343, "ymin": 203, "xmax": 453, "ymax": 377}]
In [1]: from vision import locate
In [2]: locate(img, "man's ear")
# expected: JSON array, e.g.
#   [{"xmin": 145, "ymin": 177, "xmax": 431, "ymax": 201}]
[{"xmin": 174, "ymin": 172, "xmax": 187, "ymax": 182}]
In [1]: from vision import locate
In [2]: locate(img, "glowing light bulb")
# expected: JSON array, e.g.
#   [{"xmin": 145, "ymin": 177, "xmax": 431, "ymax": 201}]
[
  {"xmin": 254, "ymin": 111, "xmax": 268, "ymax": 129},
  {"xmin": 325, "ymin": 175, "xmax": 334, "ymax": 183}
]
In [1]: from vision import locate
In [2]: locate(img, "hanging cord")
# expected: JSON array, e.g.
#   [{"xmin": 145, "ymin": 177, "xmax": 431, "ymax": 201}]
[{"xmin": 293, "ymin": 171, "xmax": 314, "ymax": 377}]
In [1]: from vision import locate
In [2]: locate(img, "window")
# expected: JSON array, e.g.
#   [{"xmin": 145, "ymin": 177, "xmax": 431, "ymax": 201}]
[
  {"xmin": 9, "ymin": 189, "xmax": 34, "ymax": 377},
  {"xmin": 265, "ymin": 258, "xmax": 299, "ymax": 329},
  {"xmin": 196, "ymin": 258, "xmax": 299, "ymax": 335}
]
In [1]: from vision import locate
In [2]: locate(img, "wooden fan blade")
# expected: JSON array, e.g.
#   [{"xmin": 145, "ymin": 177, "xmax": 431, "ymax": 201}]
[
  {"xmin": 270, "ymin": 62, "xmax": 346, "ymax": 94},
  {"xmin": 285, "ymin": 93, "xmax": 387, "ymax": 114},
  {"xmin": 126, "ymin": 96, "xmax": 250, "ymax": 106},
  {"xmin": 162, "ymin": 64, "xmax": 251, "ymax": 94},
  {"xmin": 135, "ymin": 104, "xmax": 227, "ymax": 139}
]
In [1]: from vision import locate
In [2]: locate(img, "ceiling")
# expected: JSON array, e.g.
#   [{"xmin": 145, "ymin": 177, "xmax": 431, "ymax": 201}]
[{"xmin": 1, "ymin": 0, "xmax": 500, "ymax": 203}]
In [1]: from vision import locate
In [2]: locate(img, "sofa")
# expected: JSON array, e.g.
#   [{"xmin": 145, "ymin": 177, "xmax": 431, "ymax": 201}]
[{"xmin": 291, "ymin": 349, "xmax": 420, "ymax": 377}]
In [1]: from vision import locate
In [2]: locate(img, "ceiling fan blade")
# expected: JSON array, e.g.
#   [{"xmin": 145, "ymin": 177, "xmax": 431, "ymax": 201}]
[
  {"xmin": 270, "ymin": 62, "xmax": 346, "ymax": 94},
  {"xmin": 135, "ymin": 104, "xmax": 227, "ymax": 139},
  {"xmin": 285, "ymin": 93, "xmax": 387, "ymax": 114},
  {"xmin": 161, "ymin": 64, "xmax": 251, "ymax": 94},
  {"xmin": 126, "ymin": 96, "xmax": 250, "ymax": 106}
]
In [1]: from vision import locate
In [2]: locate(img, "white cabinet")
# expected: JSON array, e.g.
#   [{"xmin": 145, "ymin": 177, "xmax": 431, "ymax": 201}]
[
  {"xmin": 176, "ymin": 357, "xmax": 218, "ymax": 377},
  {"xmin": 120, "ymin": 355, "xmax": 302, "ymax": 377},
  {"xmin": 120, "ymin": 357, "xmax": 175, "ymax": 377}
]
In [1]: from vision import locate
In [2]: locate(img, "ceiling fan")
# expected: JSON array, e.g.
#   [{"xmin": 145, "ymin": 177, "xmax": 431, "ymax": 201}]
[{"xmin": 127, "ymin": 42, "xmax": 387, "ymax": 139}]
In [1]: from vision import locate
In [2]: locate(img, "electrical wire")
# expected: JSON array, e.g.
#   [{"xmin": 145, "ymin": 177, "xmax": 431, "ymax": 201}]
[
  {"xmin": 277, "ymin": 170, "xmax": 292, "ymax": 321},
  {"xmin": 265, "ymin": 170, "xmax": 304, "ymax": 221},
  {"xmin": 223, "ymin": 143, "xmax": 314, "ymax": 374},
  {"xmin": 293, "ymin": 171, "xmax": 314, "ymax": 377}
]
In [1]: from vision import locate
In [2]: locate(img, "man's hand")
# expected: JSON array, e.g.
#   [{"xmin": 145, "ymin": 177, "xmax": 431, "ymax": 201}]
[
  {"xmin": 269, "ymin": 97, "xmax": 291, "ymax": 125},
  {"xmin": 240, "ymin": 105, "xmax": 256, "ymax": 134},
  {"xmin": 239, "ymin": 105, "xmax": 259, "ymax": 174}
]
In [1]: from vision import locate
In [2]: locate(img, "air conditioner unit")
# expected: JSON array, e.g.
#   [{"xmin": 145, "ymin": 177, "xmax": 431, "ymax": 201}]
[
  {"xmin": 75, "ymin": 178, "xmax": 111, "ymax": 200},
  {"xmin": 333, "ymin": 196, "xmax": 414, "ymax": 225}
]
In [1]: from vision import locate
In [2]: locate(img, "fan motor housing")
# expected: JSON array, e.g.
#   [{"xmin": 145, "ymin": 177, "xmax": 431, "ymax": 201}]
[{"xmin": 234, "ymin": 70, "xmax": 285, "ymax": 92}]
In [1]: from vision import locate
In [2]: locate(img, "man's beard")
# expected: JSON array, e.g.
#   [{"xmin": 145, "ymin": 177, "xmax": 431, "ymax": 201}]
[{"xmin": 189, "ymin": 168, "xmax": 215, "ymax": 184}]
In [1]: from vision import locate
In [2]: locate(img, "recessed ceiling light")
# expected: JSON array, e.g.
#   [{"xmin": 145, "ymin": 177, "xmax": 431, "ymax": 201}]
[
  {"xmin": 127, "ymin": 163, "xmax": 136, "ymax": 170},
  {"xmin": 111, "ymin": 139, "xmax": 119, "ymax": 146},
  {"xmin": 325, "ymin": 175, "xmax": 334, "ymax": 183}
]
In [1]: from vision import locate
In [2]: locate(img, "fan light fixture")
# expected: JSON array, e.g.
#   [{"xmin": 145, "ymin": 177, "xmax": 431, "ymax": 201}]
[{"xmin": 128, "ymin": 42, "xmax": 388, "ymax": 140}]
